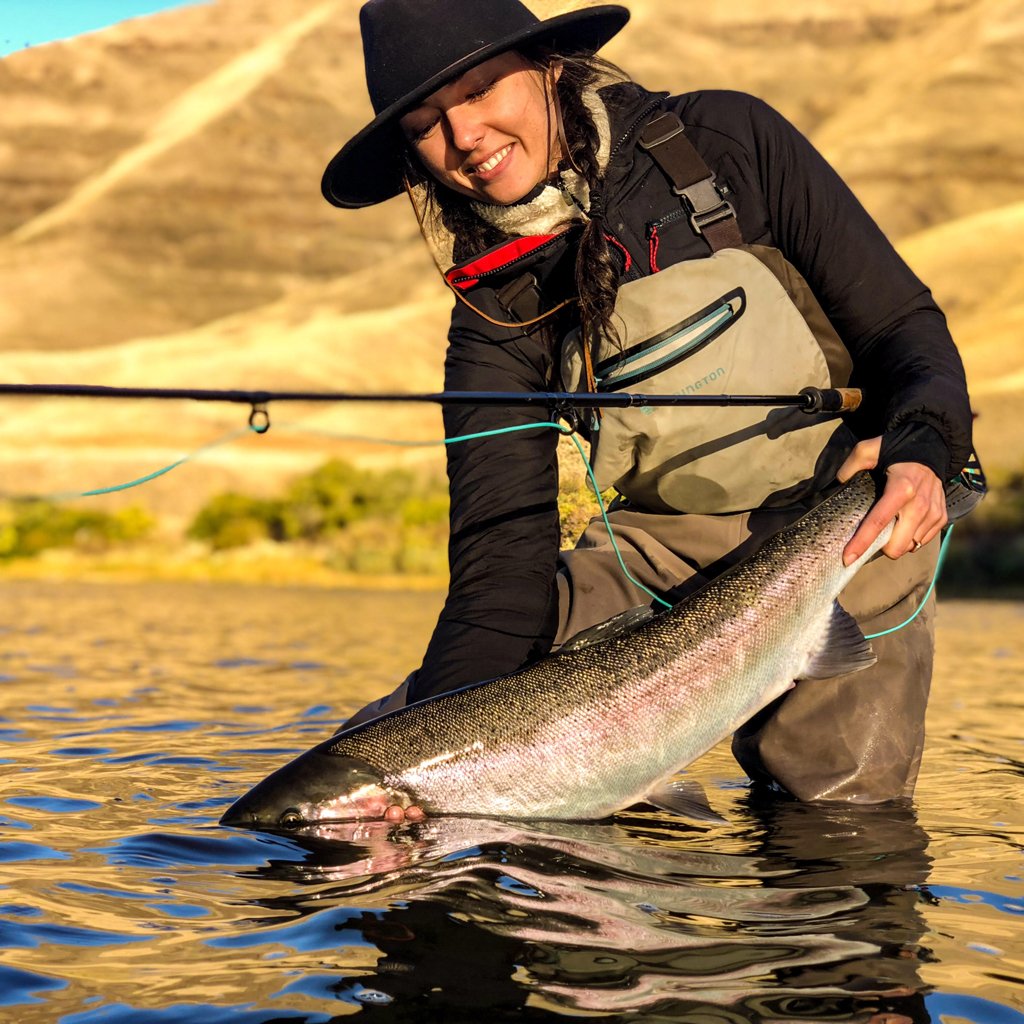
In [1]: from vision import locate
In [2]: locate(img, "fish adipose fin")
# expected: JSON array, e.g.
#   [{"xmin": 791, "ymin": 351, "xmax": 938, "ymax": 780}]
[
  {"xmin": 559, "ymin": 606, "xmax": 656, "ymax": 653},
  {"xmin": 644, "ymin": 778, "xmax": 728, "ymax": 824},
  {"xmin": 798, "ymin": 601, "xmax": 876, "ymax": 681}
]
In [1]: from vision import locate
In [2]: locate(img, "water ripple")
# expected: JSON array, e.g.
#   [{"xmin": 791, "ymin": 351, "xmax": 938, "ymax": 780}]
[{"xmin": 0, "ymin": 963, "xmax": 67, "ymax": 1007}]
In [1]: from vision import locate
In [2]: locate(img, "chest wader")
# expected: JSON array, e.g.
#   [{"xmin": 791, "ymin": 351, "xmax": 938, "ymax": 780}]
[{"xmin": 555, "ymin": 111, "xmax": 937, "ymax": 803}]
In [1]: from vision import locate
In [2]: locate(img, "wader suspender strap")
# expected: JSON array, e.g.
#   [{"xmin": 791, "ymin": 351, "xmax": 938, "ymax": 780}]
[{"xmin": 638, "ymin": 111, "xmax": 744, "ymax": 252}]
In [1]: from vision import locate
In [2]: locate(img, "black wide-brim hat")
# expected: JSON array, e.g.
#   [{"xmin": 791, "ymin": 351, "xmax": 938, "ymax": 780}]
[{"xmin": 322, "ymin": 0, "xmax": 630, "ymax": 209}]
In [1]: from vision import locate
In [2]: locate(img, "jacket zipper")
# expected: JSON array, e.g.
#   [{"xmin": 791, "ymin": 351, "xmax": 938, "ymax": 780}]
[
  {"xmin": 448, "ymin": 233, "xmax": 567, "ymax": 284},
  {"xmin": 607, "ymin": 98, "xmax": 663, "ymax": 167},
  {"xmin": 602, "ymin": 98, "xmax": 663, "ymax": 275},
  {"xmin": 646, "ymin": 207, "xmax": 690, "ymax": 238}
]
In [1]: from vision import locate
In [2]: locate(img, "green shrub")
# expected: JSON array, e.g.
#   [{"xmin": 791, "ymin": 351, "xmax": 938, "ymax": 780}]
[
  {"xmin": 278, "ymin": 460, "xmax": 440, "ymax": 539},
  {"xmin": 395, "ymin": 524, "xmax": 449, "ymax": 575},
  {"xmin": 558, "ymin": 480, "xmax": 612, "ymax": 547},
  {"xmin": 187, "ymin": 459, "xmax": 450, "ymax": 569},
  {"xmin": 0, "ymin": 501, "xmax": 154, "ymax": 558},
  {"xmin": 187, "ymin": 492, "xmax": 285, "ymax": 550},
  {"xmin": 398, "ymin": 492, "xmax": 450, "ymax": 527}
]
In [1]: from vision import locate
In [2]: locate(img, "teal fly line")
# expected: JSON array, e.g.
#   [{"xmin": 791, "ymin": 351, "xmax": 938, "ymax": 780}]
[
  {"xmin": 271, "ymin": 420, "xmax": 572, "ymax": 447},
  {"xmin": 32, "ymin": 425, "xmax": 257, "ymax": 501},
  {"xmin": 863, "ymin": 523, "xmax": 954, "ymax": 640},
  {"xmin": 17, "ymin": 420, "xmax": 573, "ymax": 501},
  {"xmin": 566, "ymin": 432, "xmax": 673, "ymax": 611}
]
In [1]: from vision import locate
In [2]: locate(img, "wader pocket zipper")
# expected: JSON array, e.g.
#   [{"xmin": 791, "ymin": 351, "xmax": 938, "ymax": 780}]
[{"xmin": 595, "ymin": 289, "xmax": 746, "ymax": 392}]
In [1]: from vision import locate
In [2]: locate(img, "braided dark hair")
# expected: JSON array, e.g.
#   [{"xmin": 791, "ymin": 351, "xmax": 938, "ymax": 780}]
[
  {"xmin": 402, "ymin": 50, "xmax": 635, "ymax": 350},
  {"xmin": 551, "ymin": 51, "xmax": 631, "ymax": 353}
]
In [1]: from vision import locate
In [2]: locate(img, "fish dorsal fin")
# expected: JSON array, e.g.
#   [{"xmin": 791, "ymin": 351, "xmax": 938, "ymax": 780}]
[
  {"xmin": 644, "ymin": 778, "xmax": 727, "ymax": 825},
  {"xmin": 559, "ymin": 605, "xmax": 655, "ymax": 653},
  {"xmin": 798, "ymin": 601, "xmax": 876, "ymax": 681}
]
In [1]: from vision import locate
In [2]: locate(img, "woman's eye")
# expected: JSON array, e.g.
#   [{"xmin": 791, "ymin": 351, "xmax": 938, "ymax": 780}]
[
  {"xmin": 467, "ymin": 81, "xmax": 496, "ymax": 101},
  {"xmin": 409, "ymin": 119, "xmax": 438, "ymax": 143}
]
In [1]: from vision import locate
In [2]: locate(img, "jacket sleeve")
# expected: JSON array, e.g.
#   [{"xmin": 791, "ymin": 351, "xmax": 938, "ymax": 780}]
[
  {"xmin": 407, "ymin": 313, "xmax": 563, "ymax": 702},
  {"xmin": 739, "ymin": 94, "xmax": 974, "ymax": 480}
]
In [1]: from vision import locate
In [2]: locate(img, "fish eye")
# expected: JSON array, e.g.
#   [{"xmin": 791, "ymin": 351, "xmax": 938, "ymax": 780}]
[{"xmin": 278, "ymin": 808, "xmax": 304, "ymax": 829}]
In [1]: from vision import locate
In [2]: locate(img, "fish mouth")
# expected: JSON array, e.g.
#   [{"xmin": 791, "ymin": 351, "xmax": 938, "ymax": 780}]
[{"xmin": 219, "ymin": 749, "xmax": 390, "ymax": 831}]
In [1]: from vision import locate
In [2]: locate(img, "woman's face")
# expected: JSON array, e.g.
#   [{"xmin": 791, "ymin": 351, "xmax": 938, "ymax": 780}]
[{"xmin": 399, "ymin": 51, "xmax": 563, "ymax": 206}]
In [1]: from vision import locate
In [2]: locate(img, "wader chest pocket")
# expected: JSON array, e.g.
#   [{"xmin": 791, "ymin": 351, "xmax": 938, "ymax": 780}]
[
  {"xmin": 560, "ymin": 245, "xmax": 852, "ymax": 514},
  {"xmin": 596, "ymin": 289, "xmax": 745, "ymax": 391}
]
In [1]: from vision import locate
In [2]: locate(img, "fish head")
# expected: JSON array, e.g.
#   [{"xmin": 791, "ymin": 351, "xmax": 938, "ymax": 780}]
[{"xmin": 220, "ymin": 746, "xmax": 408, "ymax": 831}]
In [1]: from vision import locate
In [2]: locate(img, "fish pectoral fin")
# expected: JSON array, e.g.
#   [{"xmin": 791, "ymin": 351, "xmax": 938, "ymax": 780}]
[
  {"xmin": 644, "ymin": 778, "xmax": 727, "ymax": 825},
  {"xmin": 559, "ymin": 606, "xmax": 656, "ymax": 653},
  {"xmin": 797, "ymin": 601, "xmax": 876, "ymax": 681}
]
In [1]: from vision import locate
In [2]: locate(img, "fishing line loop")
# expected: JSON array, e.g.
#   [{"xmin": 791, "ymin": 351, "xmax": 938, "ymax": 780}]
[
  {"xmin": 552, "ymin": 402, "xmax": 581, "ymax": 435},
  {"xmin": 568, "ymin": 432, "xmax": 673, "ymax": 612},
  {"xmin": 863, "ymin": 524, "xmax": 954, "ymax": 640},
  {"xmin": 248, "ymin": 404, "xmax": 271, "ymax": 433}
]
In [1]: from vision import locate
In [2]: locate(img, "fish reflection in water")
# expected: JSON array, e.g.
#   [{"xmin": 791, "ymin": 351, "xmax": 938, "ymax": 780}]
[{"xmin": 235, "ymin": 797, "xmax": 933, "ymax": 1022}]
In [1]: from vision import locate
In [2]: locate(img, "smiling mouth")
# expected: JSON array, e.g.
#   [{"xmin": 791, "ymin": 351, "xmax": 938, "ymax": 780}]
[{"xmin": 473, "ymin": 144, "xmax": 513, "ymax": 175}]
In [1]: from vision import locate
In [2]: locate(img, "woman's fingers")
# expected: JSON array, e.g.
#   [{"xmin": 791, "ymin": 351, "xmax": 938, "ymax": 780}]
[
  {"xmin": 843, "ymin": 479, "xmax": 905, "ymax": 565},
  {"xmin": 841, "ymin": 458, "xmax": 946, "ymax": 566},
  {"xmin": 837, "ymin": 437, "xmax": 881, "ymax": 483},
  {"xmin": 881, "ymin": 463, "xmax": 947, "ymax": 558},
  {"xmin": 384, "ymin": 804, "xmax": 426, "ymax": 823}
]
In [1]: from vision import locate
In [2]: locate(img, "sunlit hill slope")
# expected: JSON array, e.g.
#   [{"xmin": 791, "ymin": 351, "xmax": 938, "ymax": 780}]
[{"xmin": 0, "ymin": 0, "xmax": 1020, "ymax": 531}]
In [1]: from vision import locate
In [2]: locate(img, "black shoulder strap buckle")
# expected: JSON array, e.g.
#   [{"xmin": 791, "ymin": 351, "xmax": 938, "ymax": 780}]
[
  {"xmin": 638, "ymin": 110, "xmax": 742, "ymax": 250},
  {"xmin": 496, "ymin": 272, "xmax": 542, "ymax": 323}
]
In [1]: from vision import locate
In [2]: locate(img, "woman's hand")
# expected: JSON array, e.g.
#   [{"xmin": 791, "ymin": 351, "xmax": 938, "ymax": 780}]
[
  {"xmin": 837, "ymin": 437, "xmax": 947, "ymax": 566},
  {"xmin": 341, "ymin": 678, "xmax": 428, "ymax": 822}
]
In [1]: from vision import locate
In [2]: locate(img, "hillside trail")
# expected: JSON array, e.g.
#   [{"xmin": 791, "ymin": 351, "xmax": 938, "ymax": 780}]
[{"xmin": 7, "ymin": 0, "xmax": 341, "ymax": 246}]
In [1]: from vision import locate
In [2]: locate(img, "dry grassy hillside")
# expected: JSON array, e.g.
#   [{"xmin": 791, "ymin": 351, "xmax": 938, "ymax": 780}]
[
  {"xmin": 0, "ymin": 0, "xmax": 432, "ymax": 352},
  {"xmin": 0, "ymin": 0, "xmax": 1020, "ymax": 533}
]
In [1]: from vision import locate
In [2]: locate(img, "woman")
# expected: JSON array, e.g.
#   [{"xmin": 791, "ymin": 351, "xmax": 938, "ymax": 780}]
[{"xmin": 323, "ymin": 0, "xmax": 974, "ymax": 804}]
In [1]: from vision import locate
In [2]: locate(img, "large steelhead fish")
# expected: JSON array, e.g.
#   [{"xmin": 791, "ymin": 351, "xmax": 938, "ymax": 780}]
[{"xmin": 221, "ymin": 473, "xmax": 890, "ymax": 829}]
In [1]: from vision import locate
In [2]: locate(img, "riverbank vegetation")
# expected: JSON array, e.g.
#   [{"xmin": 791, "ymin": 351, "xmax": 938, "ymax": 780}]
[
  {"xmin": 0, "ymin": 455, "xmax": 606, "ymax": 584},
  {"xmin": 1, "ymin": 460, "xmax": 1019, "ymax": 594},
  {"xmin": 0, "ymin": 501, "xmax": 155, "ymax": 560}
]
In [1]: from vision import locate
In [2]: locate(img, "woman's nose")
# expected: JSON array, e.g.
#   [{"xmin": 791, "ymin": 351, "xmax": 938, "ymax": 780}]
[{"xmin": 446, "ymin": 105, "xmax": 485, "ymax": 154}]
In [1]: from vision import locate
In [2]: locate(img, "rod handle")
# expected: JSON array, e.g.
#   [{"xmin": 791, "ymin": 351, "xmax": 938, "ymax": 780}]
[{"xmin": 800, "ymin": 387, "xmax": 863, "ymax": 414}]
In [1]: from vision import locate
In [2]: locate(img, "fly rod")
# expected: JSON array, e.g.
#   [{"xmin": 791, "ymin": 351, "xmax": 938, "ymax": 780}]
[{"xmin": 0, "ymin": 384, "xmax": 861, "ymax": 414}]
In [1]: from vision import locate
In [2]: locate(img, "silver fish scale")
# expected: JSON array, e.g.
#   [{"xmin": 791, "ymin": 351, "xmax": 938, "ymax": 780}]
[{"xmin": 332, "ymin": 475, "xmax": 881, "ymax": 820}]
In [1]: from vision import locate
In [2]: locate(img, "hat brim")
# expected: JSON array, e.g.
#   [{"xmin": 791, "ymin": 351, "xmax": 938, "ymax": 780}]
[{"xmin": 322, "ymin": 5, "xmax": 630, "ymax": 209}]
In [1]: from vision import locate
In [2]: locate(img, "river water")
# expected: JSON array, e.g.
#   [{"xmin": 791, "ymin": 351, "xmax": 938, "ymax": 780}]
[{"xmin": 0, "ymin": 581, "xmax": 1021, "ymax": 1023}]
